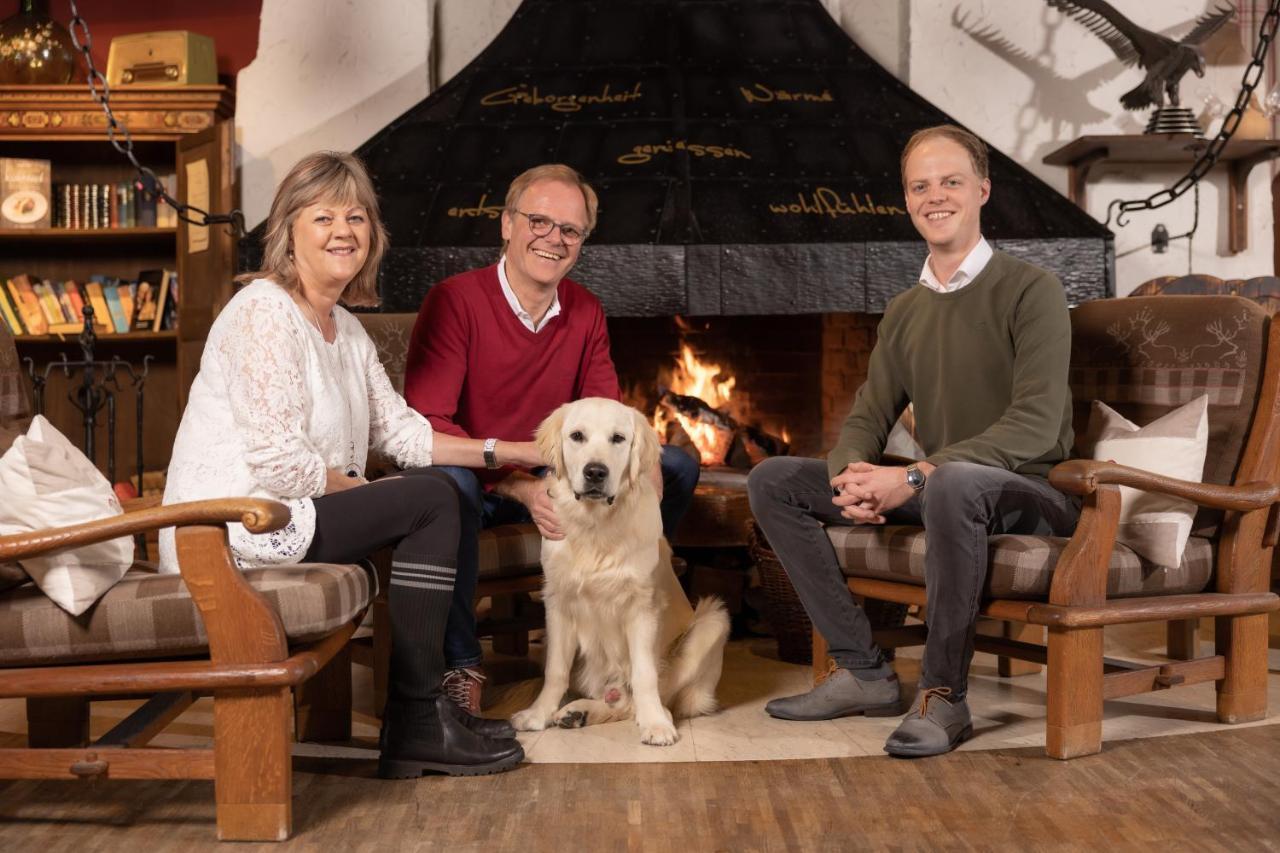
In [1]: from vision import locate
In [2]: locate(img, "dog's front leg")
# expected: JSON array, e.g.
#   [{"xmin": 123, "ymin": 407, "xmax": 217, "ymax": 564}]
[
  {"xmin": 626, "ymin": 610, "xmax": 678, "ymax": 746},
  {"xmin": 511, "ymin": 597, "xmax": 575, "ymax": 732}
]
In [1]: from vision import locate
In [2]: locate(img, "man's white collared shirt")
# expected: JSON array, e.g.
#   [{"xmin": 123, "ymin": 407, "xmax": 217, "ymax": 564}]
[
  {"xmin": 498, "ymin": 253, "xmax": 561, "ymax": 333},
  {"xmin": 918, "ymin": 237, "xmax": 993, "ymax": 294}
]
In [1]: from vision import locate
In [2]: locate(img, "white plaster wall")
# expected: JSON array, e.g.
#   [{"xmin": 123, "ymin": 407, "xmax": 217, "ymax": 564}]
[
  {"xmin": 840, "ymin": 0, "xmax": 1273, "ymax": 294},
  {"xmin": 235, "ymin": 0, "xmax": 433, "ymax": 228},
  {"xmin": 236, "ymin": 1, "xmax": 1276, "ymax": 293}
]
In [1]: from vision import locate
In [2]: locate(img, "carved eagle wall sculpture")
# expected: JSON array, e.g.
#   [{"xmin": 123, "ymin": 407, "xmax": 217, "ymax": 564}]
[{"xmin": 1046, "ymin": 0, "xmax": 1236, "ymax": 110}]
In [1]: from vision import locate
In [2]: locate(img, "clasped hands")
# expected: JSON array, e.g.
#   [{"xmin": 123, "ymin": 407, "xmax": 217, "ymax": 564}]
[{"xmin": 830, "ymin": 460, "xmax": 933, "ymax": 524}]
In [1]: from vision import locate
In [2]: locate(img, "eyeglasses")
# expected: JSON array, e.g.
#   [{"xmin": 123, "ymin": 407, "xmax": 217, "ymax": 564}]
[{"xmin": 515, "ymin": 210, "xmax": 588, "ymax": 245}]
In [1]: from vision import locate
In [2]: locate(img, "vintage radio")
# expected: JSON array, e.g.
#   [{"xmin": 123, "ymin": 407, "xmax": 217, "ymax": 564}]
[{"xmin": 106, "ymin": 31, "xmax": 217, "ymax": 86}]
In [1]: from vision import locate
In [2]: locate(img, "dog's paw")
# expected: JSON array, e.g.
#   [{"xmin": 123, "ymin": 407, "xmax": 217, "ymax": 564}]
[
  {"xmin": 638, "ymin": 719, "xmax": 679, "ymax": 746},
  {"xmin": 511, "ymin": 707, "xmax": 550, "ymax": 732},
  {"xmin": 554, "ymin": 709, "xmax": 588, "ymax": 728}
]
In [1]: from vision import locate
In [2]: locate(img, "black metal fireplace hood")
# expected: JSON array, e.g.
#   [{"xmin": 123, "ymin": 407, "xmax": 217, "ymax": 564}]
[{"xmin": 254, "ymin": 0, "xmax": 1115, "ymax": 314}]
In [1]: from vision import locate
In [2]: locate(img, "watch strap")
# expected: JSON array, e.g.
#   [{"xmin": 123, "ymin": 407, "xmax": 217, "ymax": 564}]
[{"xmin": 483, "ymin": 437, "xmax": 499, "ymax": 469}]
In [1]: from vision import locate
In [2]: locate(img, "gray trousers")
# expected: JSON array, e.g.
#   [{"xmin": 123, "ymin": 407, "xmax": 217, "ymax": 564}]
[{"xmin": 747, "ymin": 457, "xmax": 1080, "ymax": 699}]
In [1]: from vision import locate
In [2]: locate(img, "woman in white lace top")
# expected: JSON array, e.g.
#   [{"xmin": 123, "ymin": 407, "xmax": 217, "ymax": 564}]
[{"xmin": 161, "ymin": 151, "xmax": 533, "ymax": 778}]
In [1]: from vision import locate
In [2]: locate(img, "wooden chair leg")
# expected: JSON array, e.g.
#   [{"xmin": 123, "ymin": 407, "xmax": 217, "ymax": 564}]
[
  {"xmin": 1216, "ymin": 613, "xmax": 1268, "ymax": 724},
  {"xmin": 25, "ymin": 697, "xmax": 89, "ymax": 748},
  {"xmin": 1046, "ymin": 626, "xmax": 1103, "ymax": 759},
  {"xmin": 979, "ymin": 620, "xmax": 1043, "ymax": 677},
  {"xmin": 490, "ymin": 593, "xmax": 531, "ymax": 657},
  {"xmin": 1166, "ymin": 618, "xmax": 1200, "ymax": 660},
  {"xmin": 294, "ymin": 643, "xmax": 352, "ymax": 742},
  {"xmin": 214, "ymin": 687, "xmax": 293, "ymax": 842}
]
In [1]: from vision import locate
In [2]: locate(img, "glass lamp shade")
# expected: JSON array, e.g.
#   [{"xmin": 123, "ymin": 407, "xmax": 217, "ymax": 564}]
[{"xmin": 0, "ymin": 0, "xmax": 77, "ymax": 85}]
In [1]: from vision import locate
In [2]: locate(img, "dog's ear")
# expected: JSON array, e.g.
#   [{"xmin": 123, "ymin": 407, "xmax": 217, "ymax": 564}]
[
  {"xmin": 628, "ymin": 407, "xmax": 662, "ymax": 485},
  {"xmin": 535, "ymin": 403, "xmax": 568, "ymax": 479}
]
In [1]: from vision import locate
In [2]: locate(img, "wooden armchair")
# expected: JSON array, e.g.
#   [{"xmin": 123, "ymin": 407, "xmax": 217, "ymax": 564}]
[
  {"xmin": 0, "ymin": 322, "xmax": 371, "ymax": 841},
  {"xmin": 814, "ymin": 295, "xmax": 1280, "ymax": 759},
  {"xmin": 0, "ymin": 498, "xmax": 373, "ymax": 840}
]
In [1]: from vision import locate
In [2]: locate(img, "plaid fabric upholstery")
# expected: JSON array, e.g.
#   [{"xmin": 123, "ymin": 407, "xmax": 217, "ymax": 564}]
[
  {"xmin": 827, "ymin": 525, "xmax": 1214, "ymax": 600},
  {"xmin": 478, "ymin": 524, "xmax": 542, "ymax": 580},
  {"xmin": 0, "ymin": 562, "xmax": 372, "ymax": 666},
  {"xmin": 1070, "ymin": 296, "xmax": 1268, "ymax": 536}
]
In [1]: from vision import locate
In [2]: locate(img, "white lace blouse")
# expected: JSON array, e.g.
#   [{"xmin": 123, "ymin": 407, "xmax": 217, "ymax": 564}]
[{"xmin": 158, "ymin": 279, "xmax": 434, "ymax": 571}]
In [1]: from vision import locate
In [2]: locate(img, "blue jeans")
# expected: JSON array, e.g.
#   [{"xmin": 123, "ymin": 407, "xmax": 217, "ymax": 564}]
[{"xmin": 437, "ymin": 444, "xmax": 701, "ymax": 668}]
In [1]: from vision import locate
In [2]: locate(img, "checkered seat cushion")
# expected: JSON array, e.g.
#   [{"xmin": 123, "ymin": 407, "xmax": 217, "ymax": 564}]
[
  {"xmin": 0, "ymin": 562, "xmax": 372, "ymax": 667},
  {"xmin": 826, "ymin": 526, "xmax": 1215, "ymax": 600},
  {"xmin": 478, "ymin": 524, "xmax": 542, "ymax": 580}
]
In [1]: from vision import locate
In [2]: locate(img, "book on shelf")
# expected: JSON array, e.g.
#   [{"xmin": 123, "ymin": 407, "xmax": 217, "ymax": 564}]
[
  {"xmin": 132, "ymin": 270, "xmax": 163, "ymax": 331},
  {"xmin": 117, "ymin": 282, "xmax": 135, "ymax": 331},
  {"xmin": 7, "ymin": 275, "xmax": 47, "ymax": 335},
  {"xmin": 0, "ymin": 285, "xmax": 24, "ymax": 334},
  {"xmin": 0, "ymin": 158, "xmax": 52, "ymax": 230},
  {"xmin": 81, "ymin": 280, "xmax": 114, "ymax": 331},
  {"xmin": 134, "ymin": 269, "xmax": 177, "ymax": 332},
  {"xmin": 50, "ymin": 174, "xmax": 176, "ymax": 230},
  {"xmin": 101, "ymin": 282, "xmax": 131, "ymax": 333}
]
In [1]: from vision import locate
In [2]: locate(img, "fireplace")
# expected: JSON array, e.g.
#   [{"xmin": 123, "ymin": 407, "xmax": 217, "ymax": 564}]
[
  {"xmin": 612, "ymin": 311, "xmax": 879, "ymax": 465},
  {"xmin": 243, "ymin": 0, "xmax": 1114, "ymax": 314}
]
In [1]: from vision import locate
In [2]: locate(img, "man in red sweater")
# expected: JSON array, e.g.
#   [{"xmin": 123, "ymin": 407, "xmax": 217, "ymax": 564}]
[{"xmin": 404, "ymin": 164, "xmax": 701, "ymax": 715}]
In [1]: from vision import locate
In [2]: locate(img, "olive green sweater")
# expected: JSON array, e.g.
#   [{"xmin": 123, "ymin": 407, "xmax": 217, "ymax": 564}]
[{"xmin": 828, "ymin": 250, "xmax": 1073, "ymax": 480}]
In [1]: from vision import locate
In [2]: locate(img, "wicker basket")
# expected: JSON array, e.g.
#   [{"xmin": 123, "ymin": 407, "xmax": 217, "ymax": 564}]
[
  {"xmin": 749, "ymin": 522, "xmax": 910, "ymax": 666},
  {"xmin": 749, "ymin": 521, "xmax": 814, "ymax": 664}
]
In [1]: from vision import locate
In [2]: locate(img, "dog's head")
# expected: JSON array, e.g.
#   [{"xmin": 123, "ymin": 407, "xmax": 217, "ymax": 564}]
[{"xmin": 536, "ymin": 397, "xmax": 660, "ymax": 504}]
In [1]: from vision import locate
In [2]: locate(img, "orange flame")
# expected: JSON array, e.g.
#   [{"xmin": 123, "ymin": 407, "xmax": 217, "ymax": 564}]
[{"xmin": 654, "ymin": 344, "xmax": 737, "ymax": 465}]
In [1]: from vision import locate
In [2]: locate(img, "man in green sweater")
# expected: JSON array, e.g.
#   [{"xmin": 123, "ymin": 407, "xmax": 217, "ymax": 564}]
[{"xmin": 747, "ymin": 125, "xmax": 1078, "ymax": 757}]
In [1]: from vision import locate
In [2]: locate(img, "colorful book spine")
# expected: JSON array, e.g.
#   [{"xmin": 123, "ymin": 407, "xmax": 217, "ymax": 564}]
[
  {"xmin": 82, "ymin": 280, "xmax": 113, "ymax": 331},
  {"xmin": 102, "ymin": 283, "xmax": 130, "ymax": 333},
  {"xmin": 0, "ymin": 286, "xmax": 24, "ymax": 334},
  {"xmin": 8, "ymin": 276, "xmax": 47, "ymax": 334}
]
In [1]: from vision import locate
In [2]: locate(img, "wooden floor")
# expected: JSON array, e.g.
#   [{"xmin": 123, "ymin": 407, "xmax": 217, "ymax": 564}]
[{"xmin": 1, "ymin": 725, "xmax": 1277, "ymax": 850}]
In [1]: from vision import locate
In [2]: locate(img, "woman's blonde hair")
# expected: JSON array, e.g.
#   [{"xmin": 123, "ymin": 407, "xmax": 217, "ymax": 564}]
[
  {"xmin": 500, "ymin": 163, "xmax": 598, "ymax": 256},
  {"xmin": 235, "ymin": 151, "xmax": 388, "ymax": 307}
]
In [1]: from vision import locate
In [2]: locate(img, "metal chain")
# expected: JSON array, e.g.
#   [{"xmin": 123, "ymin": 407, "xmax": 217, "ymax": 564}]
[
  {"xmin": 1105, "ymin": 0, "xmax": 1280, "ymax": 228},
  {"xmin": 66, "ymin": 0, "xmax": 245, "ymax": 236}
]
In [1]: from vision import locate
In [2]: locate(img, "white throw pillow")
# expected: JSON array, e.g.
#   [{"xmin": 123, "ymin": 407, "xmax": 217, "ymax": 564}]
[
  {"xmin": 1088, "ymin": 396, "xmax": 1209, "ymax": 568},
  {"xmin": 0, "ymin": 415, "xmax": 133, "ymax": 615}
]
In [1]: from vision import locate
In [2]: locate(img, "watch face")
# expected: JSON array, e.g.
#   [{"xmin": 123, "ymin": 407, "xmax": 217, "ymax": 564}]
[{"xmin": 906, "ymin": 467, "xmax": 925, "ymax": 488}]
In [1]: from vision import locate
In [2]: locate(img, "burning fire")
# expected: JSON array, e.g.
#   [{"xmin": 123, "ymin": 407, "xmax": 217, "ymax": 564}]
[{"xmin": 654, "ymin": 344, "xmax": 737, "ymax": 465}]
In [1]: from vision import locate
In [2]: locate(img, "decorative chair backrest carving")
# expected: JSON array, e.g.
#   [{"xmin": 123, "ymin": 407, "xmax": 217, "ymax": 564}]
[
  {"xmin": 356, "ymin": 313, "xmax": 416, "ymax": 395},
  {"xmin": 1131, "ymin": 275, "xmax": 1280, "ymax": 317},
  {"xmin": 1069, "ymin": 296, "xmax": 1270, "ymax": 536}
]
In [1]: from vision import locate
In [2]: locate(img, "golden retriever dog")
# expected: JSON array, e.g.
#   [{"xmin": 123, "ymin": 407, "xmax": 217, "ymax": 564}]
[{"xmin": 510, "ymin": 397, "xmax": 730, "ymax": 746}]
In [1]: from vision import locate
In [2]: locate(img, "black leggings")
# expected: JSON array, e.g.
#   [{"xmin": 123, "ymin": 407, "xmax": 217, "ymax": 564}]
[{"xmin": 304, "ymin": 467, "xmax": 462, "ymax": 702}]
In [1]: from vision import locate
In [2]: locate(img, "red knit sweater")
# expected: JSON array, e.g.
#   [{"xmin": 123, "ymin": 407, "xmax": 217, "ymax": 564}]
[{"xmin": 404, "ymin": 264, "xmax": 620, "ymax": 467}]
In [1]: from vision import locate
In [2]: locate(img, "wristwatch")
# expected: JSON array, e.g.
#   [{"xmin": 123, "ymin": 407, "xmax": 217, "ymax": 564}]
[
  {"xmin": 905, "ymin": 463, "xmax": 927, "ymax": 492},
  {"xmin": 483, "ymin": 437, "xmax": 500, "ymax": 469}
]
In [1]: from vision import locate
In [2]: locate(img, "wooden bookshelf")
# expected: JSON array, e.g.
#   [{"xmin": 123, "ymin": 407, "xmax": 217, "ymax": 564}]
[
  {"xmin": 1, "ymin": 84, "xmax": 237, "ymax": 479},
  {"xmin": 0, "ymin": 226, "xmax": 178, "ymax": 243}
]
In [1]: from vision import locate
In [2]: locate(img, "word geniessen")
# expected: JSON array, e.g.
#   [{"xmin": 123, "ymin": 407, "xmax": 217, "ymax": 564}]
[
  {"xmin": 479, "ymin": 82, "xmax": 643, "ymax": 113},
  {"xmin": 618, "ymin": 140, "xmax": 752, "ymax": 165},
  {"xmin": 447, "ymin": 193, "xmax": 502, "ymax": 219},
  {"xmin": 738, "ymin": 82, "xmax": 834, "ymax": 104},
  {"xmin": 769, "ymin": 187, "xmax": 907, "ymax": 217}
]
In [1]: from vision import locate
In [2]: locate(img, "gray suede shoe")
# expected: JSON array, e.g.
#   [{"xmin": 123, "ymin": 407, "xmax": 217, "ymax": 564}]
[
  {"xmin": 883, "ymin": 687, "xmax": 973, "ymax": 757},
  {"xmin": 765, "ymin": 666, "xmax": 901, "ymax": 721}
]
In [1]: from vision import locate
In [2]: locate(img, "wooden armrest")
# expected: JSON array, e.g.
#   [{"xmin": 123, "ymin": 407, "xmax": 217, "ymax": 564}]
[
  {"xmin": 122, "ymin": 494, "xmax": 163, "ymax": 513},
  {"xmin": 0, "ymin": 498, "xmax": 290, "ymax": 563},
  {"xmin": 1049, "ymin": 459, "xmax": 1279, "ymax": 512}
]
